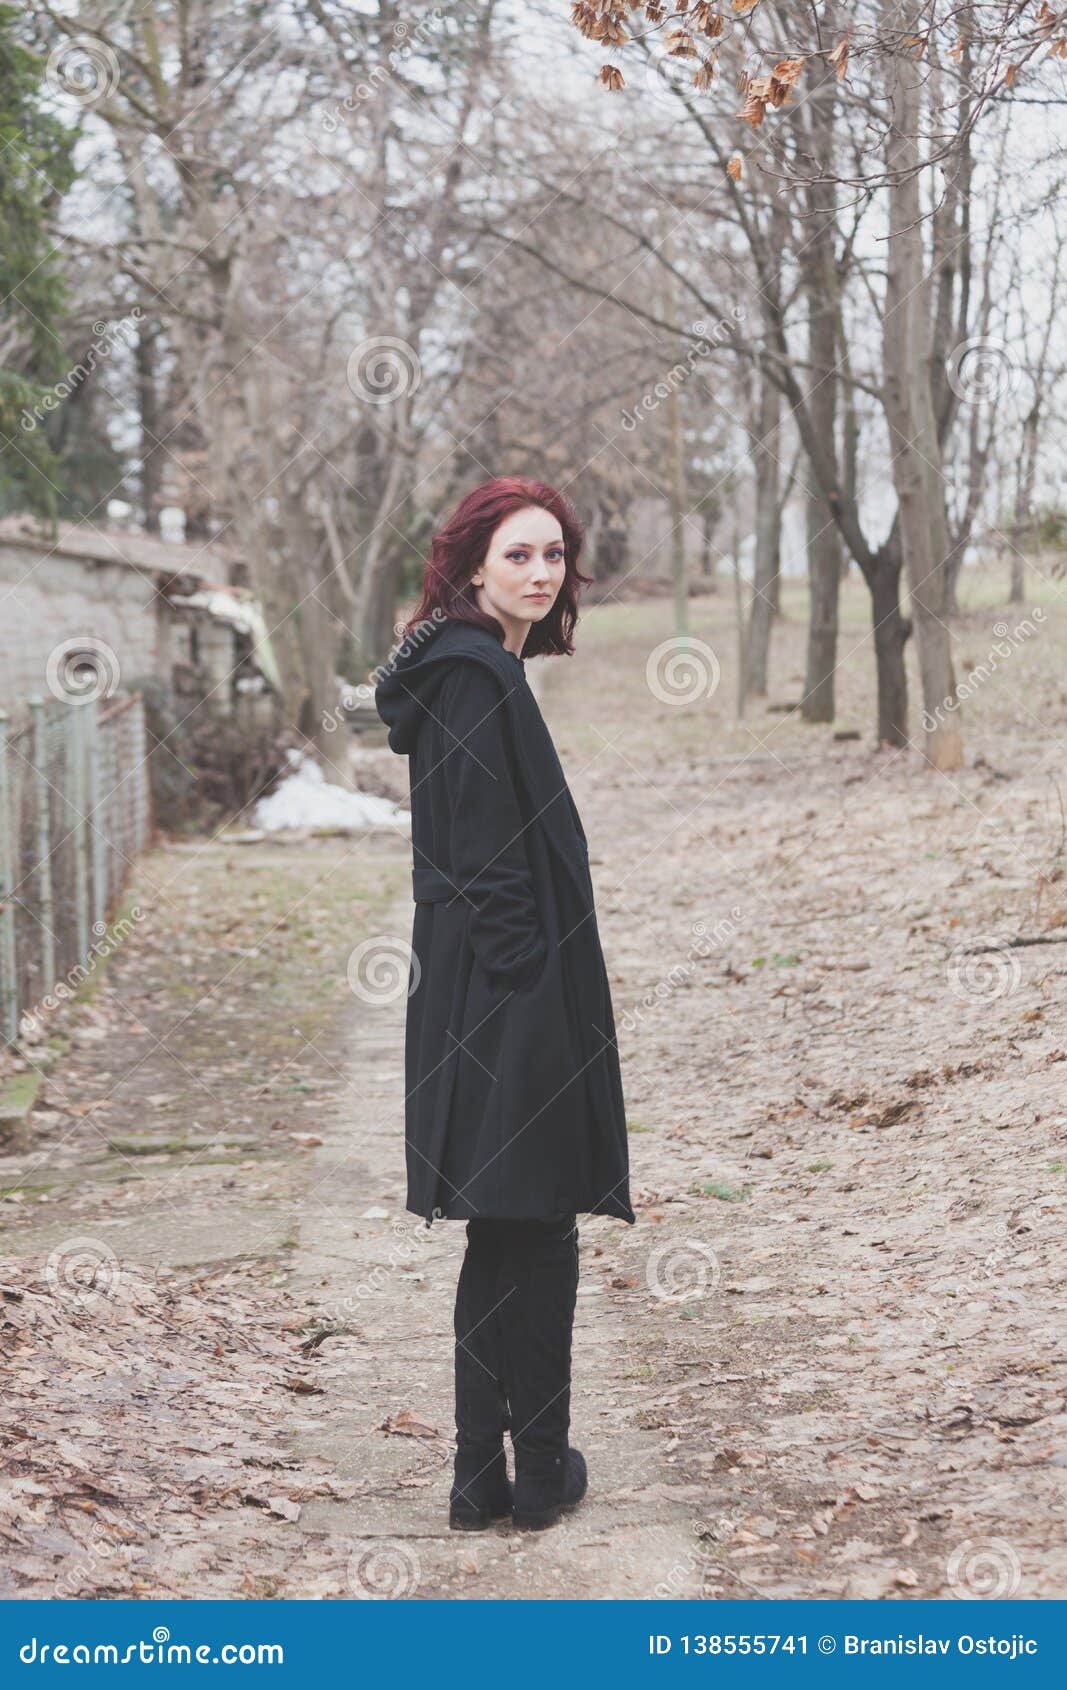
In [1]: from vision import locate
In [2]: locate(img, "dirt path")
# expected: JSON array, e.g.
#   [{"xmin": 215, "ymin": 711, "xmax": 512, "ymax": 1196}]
[
  {"xmin": 3, "ymin": 582, "xmax": 1064, "ymax": 1598},
  {"xmin": 282, "ymin": 889, "xmax": 700, "ymax": 1599}
]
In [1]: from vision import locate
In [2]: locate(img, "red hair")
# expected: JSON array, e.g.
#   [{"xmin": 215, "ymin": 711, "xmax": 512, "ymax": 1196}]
[{"xmin": 402, "ymin": 476, "xmax": 590, "ymax": 656}]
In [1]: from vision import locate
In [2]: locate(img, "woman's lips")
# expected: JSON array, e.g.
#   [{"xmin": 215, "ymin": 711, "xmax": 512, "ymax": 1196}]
[{"xmin": 525, "ymin": 593, "xmax": 551, "ymax": 601}]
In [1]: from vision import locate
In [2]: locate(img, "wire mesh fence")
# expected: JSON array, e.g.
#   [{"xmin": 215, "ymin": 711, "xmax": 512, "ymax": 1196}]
[{"xmin": 0, "ymin": 692, "xmax": 152, "ymax": 1047}]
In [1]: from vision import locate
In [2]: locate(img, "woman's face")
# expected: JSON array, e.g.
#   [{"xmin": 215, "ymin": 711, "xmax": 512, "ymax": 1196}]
[{"xmin": 471, "ymin": 505, "xmax": 567, "ymax": 631}]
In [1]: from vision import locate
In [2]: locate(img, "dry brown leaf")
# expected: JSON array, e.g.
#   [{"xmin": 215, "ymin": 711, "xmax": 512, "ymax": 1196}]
[
  {"xmin": 771, "ymin": 58, "xmax": 805, "ymax": 86},
  {"xmin": 829, "ymin": 37, "xmax": 849, "ymax": 80},
  {"xmin": 381, "ymin": 1409, "xmax": 440, "ymax": 1439},
  {"xmin": 727, "ymin": 154, "xmax": 743, "ymax": 181},
  {"xmin": 692, "ymin": 5, "xmax": 725, "ymax": 39},
  {"xmin": 572, "ymin": 4, "xmax": 627, "ymax": 47}
]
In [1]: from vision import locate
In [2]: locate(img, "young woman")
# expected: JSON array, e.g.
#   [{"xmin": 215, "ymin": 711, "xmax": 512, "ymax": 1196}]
[{"xmin": 375, "ymin": 475, "xmax": 635, "ymax": 1533}]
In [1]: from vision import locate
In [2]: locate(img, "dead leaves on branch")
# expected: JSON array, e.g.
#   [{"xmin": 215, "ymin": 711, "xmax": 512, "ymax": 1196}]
[
  {"xmin": 583, "ymin": 2, "xmax": 733, "ymax": 93},
  {"xmin": 693, "ymin": 4, "xmax": 726, "ymax": 37},
  {"xmin": 571, "ymin": 1, "xmax": 629, "ymax": 49},
  {"xmin": 665, "ymin": 28, "xmax": 698, "ymax": 58},
  {"xmin": 574, "ymin": 0, "xmax": 734, "ymax": 37},
  {"xmin": 583, "ymin": 3, "xmax": 1065, "ymax": 113},
  {"xmin": 737, "ymin": 56, "xmax": 805, "ymax": 127}
]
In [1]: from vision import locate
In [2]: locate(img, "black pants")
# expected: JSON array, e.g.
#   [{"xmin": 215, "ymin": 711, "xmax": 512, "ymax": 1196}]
[{"xmin": 453, "ymin": 1214, "xmax": 579, "ymax": 1464}]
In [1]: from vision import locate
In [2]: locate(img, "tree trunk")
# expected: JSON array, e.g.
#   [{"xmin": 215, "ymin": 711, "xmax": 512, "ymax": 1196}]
[
  {"xmin": 135, "ymin": 318, "xmax": 164, "ymax": 533},
  {"xmin": 666, "ymin": 374, "xmax": 689, "ymax": 636},
  {"xmin": 801, "ymin": 64, "xmax": 842, "ymax": 723},
  {"xmin": 1009, "ymin": 403, "xmax": 1039, "ymax": 604},
  {"xmin": 866, "ymin": 545, "xmax": 910, "ymax": 748},
  {"xmin": 701, "ymin": 506, "xmax": 716, "ymax": 578},
  {"xmin": 882, "ymin": 33, "xmax": 962, "ymax": 770},
  {"xmin": 595, "ymin": 497, "xmax": 630, "ymax": 583},
  {"xmin": 746, "ymin": 364, "xmax": 780, "ymax": 697}
]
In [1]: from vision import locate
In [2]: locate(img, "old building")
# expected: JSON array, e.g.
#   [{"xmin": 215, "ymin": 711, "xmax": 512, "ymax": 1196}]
[{"xmin": 0, "ymin": 515, "xmax": 279, "ymax": 719}]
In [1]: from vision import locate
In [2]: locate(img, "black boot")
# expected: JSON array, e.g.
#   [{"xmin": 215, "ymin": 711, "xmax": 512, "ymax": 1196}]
[
  {"xmin": 511, "ymin": 1445, "xmax": 588, "ymax": 1533},
  {"xmin": 496, "ymin": 1215, "xmax": 588, "ymax": 1532},
  {"xmin": 449, "ymin": 1220, "xmax": 514, "ymax": 1531}
]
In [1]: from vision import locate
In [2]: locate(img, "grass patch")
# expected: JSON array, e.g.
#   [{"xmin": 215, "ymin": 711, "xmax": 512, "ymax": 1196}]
[
  {"xmin": 107, "ymin": 1135, "xmax": 260, "ymax": 1156},
  {"xmin": 693, "ymin": 1178, "xmax": 751, "ymax": 1202},
  {"xmin": 0, "ymin": 1071, "xmax": 43, "ymax": 1124}
]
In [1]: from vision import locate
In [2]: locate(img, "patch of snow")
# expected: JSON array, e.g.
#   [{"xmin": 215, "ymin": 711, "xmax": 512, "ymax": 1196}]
[{"xmin": 252, "ymin": 750, "xmax": 410, "ymax": 833}]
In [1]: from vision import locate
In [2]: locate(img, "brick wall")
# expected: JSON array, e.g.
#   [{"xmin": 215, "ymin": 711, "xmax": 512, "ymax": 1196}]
[{"xmin": 0, "ymin": 543, "xmax": 168, "ymax": 720}]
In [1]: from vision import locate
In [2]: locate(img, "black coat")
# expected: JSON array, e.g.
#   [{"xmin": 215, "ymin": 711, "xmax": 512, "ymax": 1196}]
[{"xmin": 375, "ymin": 616, "xmax": 634, "ymax": 1228}]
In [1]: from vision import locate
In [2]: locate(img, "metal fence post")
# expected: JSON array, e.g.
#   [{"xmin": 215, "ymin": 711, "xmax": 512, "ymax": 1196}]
[
  {"xmin": 86, "ymin": 696, "xmax": 106, "ymax": 929},
  {"xmin": 0, "ymin": 711, "xmax": 18, "ymax": 1043},
  {"xmin": 30, "ymin": 697, "xmax": 56, "ymax": 998},
  {"xmin": 136, "ymin": 694, "xmax": 151, "ymax": 849},
  {"xmin": 1, "ymin": 690, "xmax": 152, "ymax": 1049},
  {"xmin": 71, "ymin": 702, "xmax": 90, "ymax": 964}
]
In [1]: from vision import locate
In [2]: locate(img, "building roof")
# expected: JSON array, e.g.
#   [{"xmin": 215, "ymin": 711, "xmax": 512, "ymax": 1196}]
[
  {"xmin": 173, "ymin": 586, "xmax": 284, "ymax": 692},
  {"xmin": 0, "ymin": 514, "xmax": 240, "ymax": 584}
]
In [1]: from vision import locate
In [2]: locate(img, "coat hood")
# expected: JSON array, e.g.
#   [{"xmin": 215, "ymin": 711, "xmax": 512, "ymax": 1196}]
[{"xmin": 374, "ymin": 616, "xmax": 522, "ymax": 755}]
